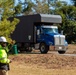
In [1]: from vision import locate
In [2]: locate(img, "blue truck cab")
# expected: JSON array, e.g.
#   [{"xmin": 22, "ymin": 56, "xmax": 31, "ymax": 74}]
[{"xmin": 36, "ymin": 25, "xmax": 68, "ymax": 54}]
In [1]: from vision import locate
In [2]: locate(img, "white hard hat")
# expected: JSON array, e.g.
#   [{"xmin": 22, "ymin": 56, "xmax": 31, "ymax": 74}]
[{"xmin": 0, "ymin": 36, "xmax": 7, "ymax": 42}]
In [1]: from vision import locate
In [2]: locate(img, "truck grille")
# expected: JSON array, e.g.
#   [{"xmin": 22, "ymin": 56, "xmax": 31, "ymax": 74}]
[{"xmin": 54, "ymin": 35, "xmax": 65, "ymax": 45}]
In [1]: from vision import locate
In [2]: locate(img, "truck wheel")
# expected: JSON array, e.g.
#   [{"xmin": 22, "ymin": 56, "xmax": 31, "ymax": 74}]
[
  {"xmin": 58, "ymin": 51, "xmax": 65, "ymax": 54},
  {"xmin": 40, "ymin": 43, "xmax": 49, "ymax": 54}
]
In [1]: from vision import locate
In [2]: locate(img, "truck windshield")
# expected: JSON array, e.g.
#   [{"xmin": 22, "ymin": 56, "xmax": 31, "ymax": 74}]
[{"xmin": 43, "ymin": 28, "xmax": 58, "ymax": 33}]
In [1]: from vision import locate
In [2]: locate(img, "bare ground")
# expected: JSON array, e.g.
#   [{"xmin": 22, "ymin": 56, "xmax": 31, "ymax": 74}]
[{"xmin": 8, "ymin": 44, "xmax": 76, "ymax": 75}]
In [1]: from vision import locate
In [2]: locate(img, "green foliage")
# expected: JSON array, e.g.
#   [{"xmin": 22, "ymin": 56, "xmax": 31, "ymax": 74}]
[
  {"xmin": 22, "ymin": 0, "xmax": 50, "ymax": 15},
  {"xmin": 23, "ymin": 2, "xmax": 34, "ymax": 15},
  {"xmin": 0, "ymin": 18, "xmax": 19, "ymax": 43},
  {"xmin": 14, "ymin": 4, "xmax": 22, "ymax": 16},
  {"xmin": 0, "ymin": 0, "xmax": 15, "ymax": 19},
  {"xmin": 0, "ymin": 0, "xmax": 19, "ymax": 43},
  {"xmin": 34, "ymin": 1, "xmax": 49, "ymax": 14}
]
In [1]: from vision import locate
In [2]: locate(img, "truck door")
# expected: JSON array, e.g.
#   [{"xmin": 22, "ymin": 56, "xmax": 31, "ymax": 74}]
[{"xmin": 34, "ymin": 25, "xmax": 41, "ymax": 43}]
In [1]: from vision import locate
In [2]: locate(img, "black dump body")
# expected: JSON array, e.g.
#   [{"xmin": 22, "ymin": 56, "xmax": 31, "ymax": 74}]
[
  {"xmin": 11, "ymin": 14, "xmax": 41, "ymax": 43},
  {"xmin": 10, "ymin": 14, "xmax": 62, "ymax": 43}
]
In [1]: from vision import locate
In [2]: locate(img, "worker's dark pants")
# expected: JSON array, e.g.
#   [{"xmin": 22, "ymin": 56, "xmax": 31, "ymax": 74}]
[{"xmin": 0, "ymin": 70, "xmax": 8, "ymax": 75}]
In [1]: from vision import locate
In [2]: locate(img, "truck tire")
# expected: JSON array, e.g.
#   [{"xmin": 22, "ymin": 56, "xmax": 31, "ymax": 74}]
[
  {"xmin": 58, "ymin": 51, "xmax": 65, "ymax": 54},
  {"xmin": 39, "ymin": 43, "xmax": 49, "ymax": 54}
]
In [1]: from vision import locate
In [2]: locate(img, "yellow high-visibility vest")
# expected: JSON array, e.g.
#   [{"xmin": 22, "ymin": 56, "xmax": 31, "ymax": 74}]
[{"xmin": 0, "ymin": 45, "xmax": 10, "ymax": 64}]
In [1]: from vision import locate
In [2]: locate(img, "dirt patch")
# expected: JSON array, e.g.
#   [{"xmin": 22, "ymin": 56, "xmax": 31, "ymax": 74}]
[
  {"xmin": 9, "ymin": 53, "xmax": 76, "ymax": 69},
  {"xmin": 8, "ymin": 44, "xmax": 76, "ymax": 75},
  {"xmin": 66, "ymin": 44, "xmax": 76, "ymax": 54}
]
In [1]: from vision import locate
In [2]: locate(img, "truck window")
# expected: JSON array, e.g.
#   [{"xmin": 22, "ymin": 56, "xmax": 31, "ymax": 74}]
[{"xmin": 43, "ymin": 28, "xmax": 58, "ymax": 33}]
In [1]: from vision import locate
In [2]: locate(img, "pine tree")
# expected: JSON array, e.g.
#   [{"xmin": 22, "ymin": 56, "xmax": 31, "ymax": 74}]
[{"xmin": 0, "ymin": 0, "xmax": 19, "ymax": 43}]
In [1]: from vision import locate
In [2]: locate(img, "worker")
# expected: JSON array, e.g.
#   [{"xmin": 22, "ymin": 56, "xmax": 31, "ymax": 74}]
[{"xmin": 0, "ymin": 36, "xmax": 11, "ymax": 75}]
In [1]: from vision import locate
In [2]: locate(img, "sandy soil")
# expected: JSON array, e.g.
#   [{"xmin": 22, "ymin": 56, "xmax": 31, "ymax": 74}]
[{"xmin": 8, "ymin": 44, "xmax": 76, "ymax": 75}]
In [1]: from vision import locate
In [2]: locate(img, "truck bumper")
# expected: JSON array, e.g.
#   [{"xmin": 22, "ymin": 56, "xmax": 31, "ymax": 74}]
[{"xmin": 49, "ymin": 45, "xmax": 68, "ymax": 51}]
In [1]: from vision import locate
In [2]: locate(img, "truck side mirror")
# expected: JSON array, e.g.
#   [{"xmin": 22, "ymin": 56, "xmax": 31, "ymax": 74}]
[{"xmin": 61, "ymin": 30, "xmax": 63, "ymax": 35}]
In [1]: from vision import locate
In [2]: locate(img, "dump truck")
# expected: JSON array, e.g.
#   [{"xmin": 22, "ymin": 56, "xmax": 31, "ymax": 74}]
[{"xmin": 10, "ymin": 14, "xmax": 68, "ymax": 54}]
